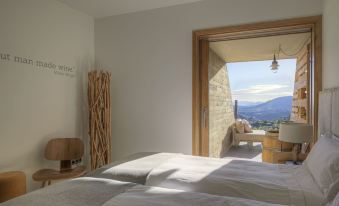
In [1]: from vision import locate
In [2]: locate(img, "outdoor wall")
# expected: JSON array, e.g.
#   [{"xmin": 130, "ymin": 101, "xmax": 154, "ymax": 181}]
[
  {"xmin": 0, "ymin": 0, "xmax": 94, "ymax": 190},
  {"xmin": 290, "ymin": 40, "xmax": 310, "ymax": 123},
  {"xmin": 209, "ymin": 49, "xmax": 234, "ymax": 158},
  {"xmin": 323, "ymin": 0, "xmax": 339, "ymax": 89},
  {"xmin": 95, "ymin": 0, "xmax": 323, "ymax": 161}
]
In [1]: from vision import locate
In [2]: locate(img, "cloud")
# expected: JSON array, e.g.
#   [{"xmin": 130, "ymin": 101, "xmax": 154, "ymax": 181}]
[
  {"xmin": 234, "ymin": 84, "xmax": 289, "ymax": 94},
  {"xmin": 232, "ymin": 84, "xmax": 293, "ymax": 102}
]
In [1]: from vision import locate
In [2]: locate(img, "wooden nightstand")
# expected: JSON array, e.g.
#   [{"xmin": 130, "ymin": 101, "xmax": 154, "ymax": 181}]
[
  {"xmin": 33, "ymin": 166, "xmax": 86, "ymax": 188},
  {"xmin": 262, "ymin": 131, "xmax": 308, "ymax": 164},
  {"xmin": 32, "ymin": 138, "xmax": 87, "ymax": 188},
  {"xmin": 262, "ymin": 131, "xmax": 293, "ymax": 164}
]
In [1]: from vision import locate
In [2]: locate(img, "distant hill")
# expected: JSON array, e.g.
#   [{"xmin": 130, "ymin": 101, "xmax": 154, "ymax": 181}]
[
  {"xmin": 237, "ymin": 101, "xmax": 263, "ymax": 107},
  {"xmin": 238, "ymin": 96, "xmax": 292, "ymax": 121}
]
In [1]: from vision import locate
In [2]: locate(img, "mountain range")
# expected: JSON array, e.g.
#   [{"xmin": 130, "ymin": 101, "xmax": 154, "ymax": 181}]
[
  {"xmin": 237, "ymin": 101, "xmax": 263, "ymax": 107},
  {"xmin": 238, "ymin": 96, "xmax": 292, "ymax": 121}
]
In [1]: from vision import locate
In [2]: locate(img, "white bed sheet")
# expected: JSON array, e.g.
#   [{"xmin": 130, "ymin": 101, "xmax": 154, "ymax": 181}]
[{"xmin": 145, "ymin": 155, "xmax": 326, "ymax": 206}]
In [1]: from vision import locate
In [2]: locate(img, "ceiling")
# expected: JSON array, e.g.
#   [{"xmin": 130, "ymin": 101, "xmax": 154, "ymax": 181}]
[
  {"xmin": 210, "ymin": 33, "xmax": 311, "ymax": 63},
  {"xmin": 57, "ymin": 0, "xmax": 204, "ymax": 18}
]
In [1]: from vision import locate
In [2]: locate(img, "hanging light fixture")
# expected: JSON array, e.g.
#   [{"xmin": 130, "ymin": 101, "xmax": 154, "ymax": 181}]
[{"xmin": 270, "ymin": 53, "xmax": 279, "ymax": 73}]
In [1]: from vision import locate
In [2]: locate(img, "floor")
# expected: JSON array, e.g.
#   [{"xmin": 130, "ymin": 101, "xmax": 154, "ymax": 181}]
[{"xmin": 222, "ymin": 142, "xmax": 262, "ymax": 162}]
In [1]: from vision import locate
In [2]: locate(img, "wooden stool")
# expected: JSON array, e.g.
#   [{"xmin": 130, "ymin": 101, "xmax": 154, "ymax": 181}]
[
  {"xmin": 0, "ymin": 171, "xmax": 26, "ymax": 203},
  {"xmin": 32, "ymin": 138, "xmax": 87, "ymax": 187}
]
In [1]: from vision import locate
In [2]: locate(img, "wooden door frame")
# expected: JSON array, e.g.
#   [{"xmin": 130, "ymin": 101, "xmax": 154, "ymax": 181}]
[{"xmin": 192, "ymin": 16, "xmax": 322, "ymax": 156}]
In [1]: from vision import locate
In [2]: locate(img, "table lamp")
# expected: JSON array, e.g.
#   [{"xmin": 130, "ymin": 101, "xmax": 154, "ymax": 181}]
[{"xmin": 279, "ymin": 122, "xmax": 313, "ymax": 162}]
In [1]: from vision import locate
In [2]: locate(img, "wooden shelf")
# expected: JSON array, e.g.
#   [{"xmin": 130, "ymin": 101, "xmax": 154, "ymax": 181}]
[
  {"xmin": 292, "ymin": 116, "xmax": 307, "ymax": 123},
  {"xmin": 294, "ymin": 99, "xmax": 307, "ymax": 107},
  {"xmin": 294, "ymin": 76, "xmax": 307, "ymax": 90},
  {"xmin": 298, "ymin": 88, "xmax": 307, "ymax": 99}
]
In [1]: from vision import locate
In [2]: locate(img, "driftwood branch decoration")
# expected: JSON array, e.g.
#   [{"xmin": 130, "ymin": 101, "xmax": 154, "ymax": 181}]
[{"xmin": 88, "ymin": 70, "xmax": 112, "ymax": 170}]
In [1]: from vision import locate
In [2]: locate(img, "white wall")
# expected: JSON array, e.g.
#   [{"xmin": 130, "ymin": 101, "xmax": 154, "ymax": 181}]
[
  {"xmin": 95, "ymin": 0, "xmax": 323, "ymax": 161},
  {"xmin": 0, "ymin": 0, "xmax": 94, "ymax": 190},
  {"xmin": 323, "ymin": 0, "xmax": 339, "ymax": 89}
]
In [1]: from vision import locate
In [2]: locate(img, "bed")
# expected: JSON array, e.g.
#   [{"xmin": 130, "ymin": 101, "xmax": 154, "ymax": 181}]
[
  {"xmin": 3, "ymin": 150, "xmax": 331, "ymax": 206},
  {"xmin": 1, "ymin": 88, "xmax": 338, "ymax": 206},
  {"xmin": 84, "ymin": 151, "xmax": 325, "ymax": 205}
]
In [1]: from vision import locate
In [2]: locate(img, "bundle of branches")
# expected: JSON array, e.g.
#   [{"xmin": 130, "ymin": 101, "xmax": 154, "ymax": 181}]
[{"xmin": 88, "ymin": 70, "xmax": 112, "ymax": 170}]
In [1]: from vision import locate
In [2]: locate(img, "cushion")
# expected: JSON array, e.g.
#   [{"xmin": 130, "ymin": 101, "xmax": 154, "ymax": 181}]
[
  {"xmin": 235, "ymin": 119, "xmax": 244, "ymax": 133},
  {"xmin": 305, "ymin": 134, "xmax": 339, "ymax": 200},
  {"xmin": 242, "ymin": 119, "xmax": 253, "ymax": 133}
]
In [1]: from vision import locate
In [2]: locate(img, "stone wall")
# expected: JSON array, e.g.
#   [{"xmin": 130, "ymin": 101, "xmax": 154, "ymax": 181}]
[{"xmin": 208, "ymin": 49, "xmax": 235, "ymax": 158}]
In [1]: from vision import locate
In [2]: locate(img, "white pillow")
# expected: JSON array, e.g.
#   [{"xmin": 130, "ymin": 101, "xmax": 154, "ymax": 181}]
[
  {"xmin": 242, "ymin": 119, "xmax": 253, "ymax": 133},
  {"xmin": 305, "ymin": 134, "xmax": 339, "ymax": 200},
  {"xmin": 235, "ymin": 119, "xmax": 244, "ymax": 133}
]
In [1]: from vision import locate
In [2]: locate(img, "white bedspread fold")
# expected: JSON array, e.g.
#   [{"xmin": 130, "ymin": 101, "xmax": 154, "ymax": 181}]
[{"xmin": 88, "ymin": 152, "xmax": 178, "ymax": 184}]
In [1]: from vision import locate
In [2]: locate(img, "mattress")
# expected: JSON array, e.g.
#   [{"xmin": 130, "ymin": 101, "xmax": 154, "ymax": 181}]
[{"xmin": 145, "ymin": 154, "xmax": 326, "ymax": 206}]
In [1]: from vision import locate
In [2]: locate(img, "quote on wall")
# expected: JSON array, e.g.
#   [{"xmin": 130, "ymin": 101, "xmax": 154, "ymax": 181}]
[{"xmin": 0, "ymin": 52, "xmax": 76, "ymax": 78}]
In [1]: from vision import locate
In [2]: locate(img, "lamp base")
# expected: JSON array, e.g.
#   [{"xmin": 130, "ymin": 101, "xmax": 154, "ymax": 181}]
[{"xmin": 292, "ymin": 144, "xmax": 300, "ymax": 162}]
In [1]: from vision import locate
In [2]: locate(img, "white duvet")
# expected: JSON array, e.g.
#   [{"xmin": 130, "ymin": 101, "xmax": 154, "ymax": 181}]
[
  {"xmin": 0, "ymin": 177, "xmax": 137, "ymax": 206},
  {"xmin": 88, "ymin": 152, "xmax": 178, "ymax": 184},
  {"xmin": 145, "ymin": 155, "xmax": 326, "ymax": 206},
  {"xmin": 104, "ymin": 185, "xmax": 285, "ymax": 206},
  {"xmin": 1, "ymin": 177, "xmax": 285, "ymax": 206}
]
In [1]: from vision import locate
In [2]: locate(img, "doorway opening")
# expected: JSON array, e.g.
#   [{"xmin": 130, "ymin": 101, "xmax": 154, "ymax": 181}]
[{"xmin": 192, "ymin": 16, "xmax": 322, "ymax": 158}]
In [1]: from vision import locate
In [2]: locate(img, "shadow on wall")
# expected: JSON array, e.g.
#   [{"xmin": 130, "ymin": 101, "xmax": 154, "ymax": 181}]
[
  {"xmin": 219, "ymin": 126, "xmax": 234, "ymax": 157},
  {"xmin": 76, "ymin": 55, "xmax": 95, "ymax": 170}
]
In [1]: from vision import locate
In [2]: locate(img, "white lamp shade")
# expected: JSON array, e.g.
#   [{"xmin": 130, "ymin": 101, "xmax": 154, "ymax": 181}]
[{"xmin": 279, "ymin": 123, "xmax": 313, "ymax": 143}]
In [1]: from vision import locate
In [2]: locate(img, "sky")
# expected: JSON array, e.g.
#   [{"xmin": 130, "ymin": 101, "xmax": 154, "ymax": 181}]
[{"xmin": 227, "ymin": 59, "xmax": 296, "ymax": 103}]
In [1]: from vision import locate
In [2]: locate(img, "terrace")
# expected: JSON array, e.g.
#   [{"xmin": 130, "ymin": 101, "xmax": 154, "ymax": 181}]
[{"xmin": 209, "ymin": 33, "xmax": 311, "ymax": 163}]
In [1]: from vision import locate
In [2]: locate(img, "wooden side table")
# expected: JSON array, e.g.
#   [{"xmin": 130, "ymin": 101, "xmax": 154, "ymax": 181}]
[
  {"xmin": 262, "ymin": 131, "xmax": 308, "ymax": 164},
  {"xmin": 0, "ymin": 171, "xmax": 26, "ymax": 203},
  {"xmin": 262, "ymin": 131, "xmax": 293, "ymax": 164},
  {"xmin": 32, "ymin": 166, "xmax": 86, "ymax": 188},
  {"xmin": 33, "ymin": 138, "xmax": 87, "ymax": 187}
]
